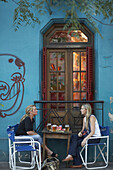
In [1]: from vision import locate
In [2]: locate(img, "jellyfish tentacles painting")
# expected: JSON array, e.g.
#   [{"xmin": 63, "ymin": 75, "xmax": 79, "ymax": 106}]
[{"xmin": 0, "ymin": 54, "xmax": 25, "ymax": 118}]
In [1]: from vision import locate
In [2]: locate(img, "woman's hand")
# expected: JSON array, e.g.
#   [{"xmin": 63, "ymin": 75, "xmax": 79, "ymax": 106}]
[
  {"xmin": 81, "ymin": 138, "xmax": 87, "ymax": 147},
  {"xmin": 27, "ymin": 131, "xmax": 37, "ymax": 135},
  {"xmin": 78, "ymin": 131, "xmax": 83, "ymax": 137}
]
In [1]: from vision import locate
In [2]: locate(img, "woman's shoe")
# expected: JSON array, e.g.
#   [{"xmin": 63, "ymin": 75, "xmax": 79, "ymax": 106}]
[
  {"xmin": 69, "ymin": 165, "xmax": 82, "ymax": 168},
  {"xmin": 62, "ymin": 155, "xmax": 73, "ymax": 162},
  {"xmin": 48, "ymin": 152, "xmax": 58, "ymax": 157}
]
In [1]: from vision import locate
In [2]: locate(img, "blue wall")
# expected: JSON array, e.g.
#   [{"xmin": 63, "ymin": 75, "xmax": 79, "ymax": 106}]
[{"xmin": 0, "ymin": 1, "xmax": 113, "ymax": 162}]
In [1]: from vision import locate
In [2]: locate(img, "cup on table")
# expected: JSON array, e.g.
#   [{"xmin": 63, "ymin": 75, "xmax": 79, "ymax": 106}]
[
  {"xmin": 47, "ymin": 123, "xmax": 51, "ymax": 131},
  {"xmin": 52, "ymin": 125, "xmax": 57, "ymax": 132},
  {"xmin": 65, "ymin": 124, "xmax": 70, "ymax": 132},
  {"xmin": 58, "ymin": 125, "xmax": 62, "ymax": 130}
]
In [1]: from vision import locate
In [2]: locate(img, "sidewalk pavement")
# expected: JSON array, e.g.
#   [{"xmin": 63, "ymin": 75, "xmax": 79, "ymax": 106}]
[
  {"xmin": 60, "ymin": 161, "xmax": 113, "ymax": 170},
  {"xmin": 0, "ymin": 162, "xmax": 113, "ymax": 170}
]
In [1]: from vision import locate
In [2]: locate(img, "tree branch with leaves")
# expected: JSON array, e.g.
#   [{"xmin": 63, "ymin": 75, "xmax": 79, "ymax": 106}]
[{"xmin": 0, "ymin": 0, "xmax": 113, "ymax": 36}]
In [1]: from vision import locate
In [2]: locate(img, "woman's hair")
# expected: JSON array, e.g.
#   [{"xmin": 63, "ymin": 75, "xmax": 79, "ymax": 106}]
[
  {"xmin": 82, "ymin": 103, "xmax": 92, "ymax": 129},
  {"xmin": 20, "ymin": 104, "xmax": 35, "ymax": 122}
]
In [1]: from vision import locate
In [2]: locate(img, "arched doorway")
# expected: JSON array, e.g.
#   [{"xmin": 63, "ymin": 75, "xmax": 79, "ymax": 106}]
[{"xmin": 42, "ymin": 23, "xmax": 94, "ymax": 132}]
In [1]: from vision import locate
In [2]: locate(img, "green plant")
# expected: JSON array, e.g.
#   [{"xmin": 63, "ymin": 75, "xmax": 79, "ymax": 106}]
[{"xmin": 1, "ymin": 0, "xmax": 113, "ymax": 37}]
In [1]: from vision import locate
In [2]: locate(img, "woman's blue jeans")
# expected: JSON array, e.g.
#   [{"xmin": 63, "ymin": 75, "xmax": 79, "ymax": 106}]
[{"xmin": 69, "ymin": 134, "xmax": 100, "ymax": 165}]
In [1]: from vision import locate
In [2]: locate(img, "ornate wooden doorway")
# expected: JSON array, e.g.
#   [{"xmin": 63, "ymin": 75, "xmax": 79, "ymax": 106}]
[{"xmin": 42, "ymin": 23, "xmax": 94, "ymax": 130}]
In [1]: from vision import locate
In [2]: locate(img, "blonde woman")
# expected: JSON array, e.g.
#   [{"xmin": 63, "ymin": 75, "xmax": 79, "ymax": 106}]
[
  {"xmin": 16, "ymin": 105, "xmax": 58, "ymax": 158},
  {"xmin": 62, "ymin": 104, "xmax": 101, "ymax": 168}
]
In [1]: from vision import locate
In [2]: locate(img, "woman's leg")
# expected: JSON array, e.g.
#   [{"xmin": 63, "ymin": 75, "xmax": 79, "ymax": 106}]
[
  {"xmin": 44, "ymin": 145, "xmax": 52, "ymax": 155},
  {"xmin": 31, "ymin": 134, "xmax": 43, "ymax": 145},
  {"xmin": 30, "ymin": 134, "xmax": 43, "ymax": 149},
  {"xmin": 72, "ymin": 146, "xmax": 82, "ymax": 166},
  {"xmin": 31, "ymin": 134, "xmax": 58, "ymax": 157},
  {"xmin": 44, "ymin": 145, "xmax": 58, "ymax": 157},
  {"xmin": 70, "ymin": 134, "xmax": 83, "ymax": 166},
  {"xmin": 72, "ymin": 137, "xmax": 100, "ymax": 166},
  {"xmin": 69, "ymin": 134, "xmax": 83, "ymax": 157},
  {"xmin": 62, "ymin": 134, "xmax": 83, "ymax": 162}
]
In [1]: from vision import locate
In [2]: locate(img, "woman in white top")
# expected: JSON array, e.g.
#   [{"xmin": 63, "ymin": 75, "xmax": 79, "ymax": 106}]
[{"xmin": 62, "ymin": 103, "xmax": 101, "ymax": 168}]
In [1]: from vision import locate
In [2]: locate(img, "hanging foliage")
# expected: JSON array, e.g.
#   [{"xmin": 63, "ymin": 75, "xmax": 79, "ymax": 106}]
[{"xmin": 0, "ymin": 0, "xmax": 113, "ymax": 36}]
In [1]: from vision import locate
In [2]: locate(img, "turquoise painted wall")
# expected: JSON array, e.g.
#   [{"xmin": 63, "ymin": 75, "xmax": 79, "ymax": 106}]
[{"xmin": 0, "ymin": 1, "xmax": 113, "ymax": 162}]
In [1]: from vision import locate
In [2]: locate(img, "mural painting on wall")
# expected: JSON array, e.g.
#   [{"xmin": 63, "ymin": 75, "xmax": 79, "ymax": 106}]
[
  {"xmin": 108, "ymin": 97, "xmax": 113, "ymax": 122},
  {"xmin": 0, "ymin": 54, "xmax": 25, "ymax": 118}
]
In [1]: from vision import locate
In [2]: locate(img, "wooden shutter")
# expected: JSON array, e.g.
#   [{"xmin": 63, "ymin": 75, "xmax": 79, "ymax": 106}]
[{"xmin": 86, "ymin": 47, "xmax": 93, "ymax": 101}]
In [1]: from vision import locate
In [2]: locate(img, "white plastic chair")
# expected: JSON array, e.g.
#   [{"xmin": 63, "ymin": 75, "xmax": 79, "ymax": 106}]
[
  {"xmin": 80, "ymin": 126, "xmax": 109, "ymax": 169},
  {"xmin": 7, "ymin": 124, "xmax": 41, "ymax": 170}
]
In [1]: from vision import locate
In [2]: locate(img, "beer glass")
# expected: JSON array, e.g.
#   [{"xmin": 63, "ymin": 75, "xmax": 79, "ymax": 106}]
[
  {"xmin": 65, "ymin": 125, "xmax": 70, "ymax": 132},
  {"xmin": 47, "ymin": 123, "xmax": 51, "ymax": 131},
  {"xmin": 52, "ymin": 125, "xmax": 57, "ymax": 132}
]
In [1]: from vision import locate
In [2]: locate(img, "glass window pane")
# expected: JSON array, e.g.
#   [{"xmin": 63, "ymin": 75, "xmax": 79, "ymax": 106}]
[
  {"xmin": 49, "ymin": 30, "xmax": 88, "ymax": 43},
  {"xmin": 50, "ymin": 92, "xmax": 57, "ymax": 109},
  {"xmin": 81, "ymin": 52, "xmax": 86, "ymax": 71},
  {"xmin": 73, "ymin": 92, "xmax": 80, "ymax": 100},
  {"xmin": 71, "ymin": 30, "xmax": 88, "ymax": 42},
  {"xmin": 59, "ymin": 92, "xmax": 65, "ymax": 100},
  {"xmin": 73, "ymin": 72, "xmax": 80, "ymax": 91},
  {"xmin": 58, "ymin": 53, "xmax": 65, "ymax": 71},
  {"xmin": 58, "ymin": 73, "xmax": 65, "ymax": 91},
  {"xmin": 50, "ymin": 53, "xmax": 56, "ymax": 71},
  {"xmin": 50, "ymin": 73, "xmax": 57, "ymax": 90},
  {"xmin": 58, "ymin": 92, "xmax": 65, "ymax": 108},
  {"xmin": 73, "ymin": 52, "xmax": 80, "ymax": 71},
  {"xmin": 73, "ymin": 92, "xmax": 80, "ymax": 107},
  {"xmin": 81, "ymin": 92, "xmax": 86, "ymax": 100},
  {"xmin": 81, "ymin": 72, "xmax": 87, "ymax": 91},
  {"xmin": 50, "ymin": 92, "xmax": 57, "ymax": 100}
]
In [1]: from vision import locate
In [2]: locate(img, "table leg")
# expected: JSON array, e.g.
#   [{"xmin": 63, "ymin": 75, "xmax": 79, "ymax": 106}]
[
  {"xmin": 67, "ymin": 135, "xmax": 71, "ymax": 155},
  {"xmin": 43, "ymin": 133, "xmax": 46, "ymax": 161}
]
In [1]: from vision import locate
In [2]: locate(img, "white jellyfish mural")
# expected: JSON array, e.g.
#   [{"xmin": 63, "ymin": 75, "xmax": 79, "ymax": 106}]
[
  {"xmin": 108, "ymin": 97, "xmax": 113, "ymax": 122},
  {"xmin": 0, "ymin": 54, "xmax": 25, "ymax": 118}
]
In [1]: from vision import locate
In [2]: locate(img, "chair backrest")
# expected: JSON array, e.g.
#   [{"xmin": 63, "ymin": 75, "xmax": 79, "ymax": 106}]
[
  {"xmin": 7, "ymin": 124, "xmax": 19, "ymax": 142},
  {"xmin": 99, "ymin": 125, "xmax": 109, "ymax": 136}
]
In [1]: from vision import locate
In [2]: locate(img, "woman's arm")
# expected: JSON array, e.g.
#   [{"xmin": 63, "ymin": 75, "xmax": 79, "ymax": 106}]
[
  {"xmin": 81, "ymin": 115, "xmax": 96, "ymax": 146},
  {"xmin": 27, "ymin": 131, "xmax": 37, "ymax": 135}
]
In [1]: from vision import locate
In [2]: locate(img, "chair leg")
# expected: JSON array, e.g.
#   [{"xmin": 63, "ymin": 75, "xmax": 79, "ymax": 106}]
[
  {"xmin": 36, "ymin": 147, "xmax": 41, "ymax": 170},
  {"xmin": 80, "ymin": 144, "xmax": 109, "ymax": 169},
  {"xmin": 86, "ymin": 145, "xmax": 97, "ymax": 165},
  {"xmin": 13, "ymin": 151, "xmax": 16, "ymax": 170},
  {"xmin": 98, "ymin": 145, "xmax": 107, "ymax": 164},
  {"xmin": 36, "ymin": 153, "xmax": 41, "ymax": 170}
]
